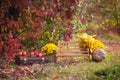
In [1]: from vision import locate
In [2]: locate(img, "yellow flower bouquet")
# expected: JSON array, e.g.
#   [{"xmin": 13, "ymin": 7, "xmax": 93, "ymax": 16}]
[
  {"xmin": 41, "ymin": 43, "xmax": 58, "ymax": 55},
  {"xmin": 78, "ymin": 33, "xmax": 105, "ymax": 53}
]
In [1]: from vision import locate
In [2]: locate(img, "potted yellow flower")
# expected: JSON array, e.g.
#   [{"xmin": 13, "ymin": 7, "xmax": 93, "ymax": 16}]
[
  {"xmin": 41, "ymin": 43, "xmax": 58, "ymax": 62},
  {"xmin": 78, "ymin": 33, "xmax": 106, "ymax": 62},
  {"xmin": 78, "ymin": 33, "xmax": 105, "ymax": 53}
]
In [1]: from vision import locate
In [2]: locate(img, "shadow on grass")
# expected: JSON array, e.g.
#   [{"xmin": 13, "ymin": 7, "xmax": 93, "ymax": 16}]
[{"xmin": 94, "ymin": 64, "xmax": 120, "ymax": 80}]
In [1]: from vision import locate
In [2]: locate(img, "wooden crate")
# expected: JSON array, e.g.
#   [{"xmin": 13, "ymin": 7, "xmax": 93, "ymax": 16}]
[{"xmin": 15, "ymin": 54, "xmax": 56, "ymax": 65}]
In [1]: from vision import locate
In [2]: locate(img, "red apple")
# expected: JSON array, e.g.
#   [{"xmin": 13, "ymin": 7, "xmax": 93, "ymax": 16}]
[
  {"xmin": 36, "ymin": 54, "xmax": 40, "ymax": 57},
  {"xmin": 19, "ymin": 52, "xmax": 23, "ymax": 56},
  {"xmin": 37, "ymin": 53, "xmax": 42, "ymax": 57},
  {"xmin": 22, "ymin": 51, "xmax": 27, "ymax": 56},
  {"xmin": 39, "ymin": 52, "xmax": 44, "ymax": 56},
  {"xmin": 34, "ymin": 52, "xmax": 38, "ymax": 56},
  {"xmin": 30, "ymin": 52, "xmax": 35, "ymax": 57}
]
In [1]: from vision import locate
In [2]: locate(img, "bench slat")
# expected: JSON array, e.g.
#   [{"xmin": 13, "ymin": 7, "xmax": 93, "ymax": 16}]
[{"xmin": 56, "ymin": 53, "xmax": 89, "ymax": 57}]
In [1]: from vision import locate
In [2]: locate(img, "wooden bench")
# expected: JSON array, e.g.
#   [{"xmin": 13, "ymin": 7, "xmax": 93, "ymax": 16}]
[{"xmin": 56, "ymin": 40, "xmax": 90, "ymax": 62}]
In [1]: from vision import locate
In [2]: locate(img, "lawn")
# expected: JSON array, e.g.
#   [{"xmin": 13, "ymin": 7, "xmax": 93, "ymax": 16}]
[{"xmin": 1, "ymin": 52, "xmax": 120, "ymax": 80}]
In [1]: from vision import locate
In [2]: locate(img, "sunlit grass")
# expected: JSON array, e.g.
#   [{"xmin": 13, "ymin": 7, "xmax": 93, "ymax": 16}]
[
  {"xmin": 27, "ymin": 53, "xmax": 120, "ymax": 80},
  {"xmin": 4, "ymin": 52, "xmax": 119, "ymax": 80},
  {"xmin": 101, "ymin": 33, "xmax": 120, "ymax": 42},
  {"xmin": 95, "ymin": 62, "xmax": 120, "ymax": 80},
  {"xmin": 22, "ymin": 77, "xmax": 32, "ymax": 80}
]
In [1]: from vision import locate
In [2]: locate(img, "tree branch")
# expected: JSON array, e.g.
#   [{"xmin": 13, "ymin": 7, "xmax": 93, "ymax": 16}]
[{"xmin": 14, "ymin": 26, "xmax": 31, "ymax": 38}]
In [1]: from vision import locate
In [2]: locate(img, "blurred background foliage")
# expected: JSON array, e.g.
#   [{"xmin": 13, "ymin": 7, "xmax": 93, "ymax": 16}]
[
  {"xmin": 72, "ymin": 0, "xmax": 120, "ymax": 35},
  {"xmin": 0, "ymin": 0, "xmax": 120, "ymax": 58}
]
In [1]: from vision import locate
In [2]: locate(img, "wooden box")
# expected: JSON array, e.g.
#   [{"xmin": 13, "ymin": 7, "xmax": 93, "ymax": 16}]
[{"xmin": 15, "ymin": 54, "xmax": 56, "ymax": 65}]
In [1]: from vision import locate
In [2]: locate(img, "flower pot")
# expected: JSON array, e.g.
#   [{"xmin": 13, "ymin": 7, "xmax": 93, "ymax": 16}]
[{"xmin": 44, "ymin": 53, "xmax": 56, "ymax": 63}]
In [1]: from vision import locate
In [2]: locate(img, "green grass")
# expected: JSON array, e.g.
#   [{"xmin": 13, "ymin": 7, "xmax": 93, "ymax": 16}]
[
  {"xmin": 22, "ymin": 77, "xmax": 32, "ymax": 80},
  {"xmin": 114, "ymin": 36, "xmax": 120, "ymax": 42},
  {"xmin": 3, "ymin": 52, "xmax": 118, "ymax": 80},
  {"xmin": 95, "ymin": 63, "xmax": 120, "ymax": 80},
  {"xmin": 101, "ymin": 33, "xmax": 120, "ymax": 42},
  {"xmin": 101, "ymin": 34, "xmax": 113, "ymax": 40},
  {"xmin": 9, "ymin": 63, "xmax": 17, "ymax": 69},
  {"xmin": 92, "ymin": 53, "xmax": 120, "ymax": 80},
  {"xmin": 24, "ymin": 53, "xmax": 120, "ymax": 80}
]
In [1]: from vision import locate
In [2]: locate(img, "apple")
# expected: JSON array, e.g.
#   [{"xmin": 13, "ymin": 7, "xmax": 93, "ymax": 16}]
[
  {"xmin": 30, "ymin": 52, "xmax": 35, "ymax": 57},
  {"xmin": 36, "ymin": 54, "xmax": 40, "ymax": 57},
  {"xmin": 19, "ymin": 52, "xmax": 23, "ymax": 56},
  {"xmin": 39, "ymin": 52, "xmax": 44, "ymax": 56},
  {"xmin": 37, "ymin": 53, "xmax": 42, "ymax": 57},
  {"xmin": 22, "ymin": 51, "xmax": 27, "ymax": 56},
  {"xmin": 34, "ymin": 51, "xmax": 38, "ymax": 56}
]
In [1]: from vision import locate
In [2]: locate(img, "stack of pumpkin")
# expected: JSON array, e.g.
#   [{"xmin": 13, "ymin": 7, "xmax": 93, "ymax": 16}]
[{"xmin": 78, "ymin": 33, "xmax": 106, "ymax": 62}]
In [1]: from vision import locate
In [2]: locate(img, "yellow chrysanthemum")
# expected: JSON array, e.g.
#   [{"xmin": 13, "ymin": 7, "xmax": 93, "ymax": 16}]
[
  {"xmin": 78, "ymin": 33, "xmax": 105, "ymax": 54},
  {"xmin": 41, "ymin": 43, "xmax": 58, "ymax": 55}
]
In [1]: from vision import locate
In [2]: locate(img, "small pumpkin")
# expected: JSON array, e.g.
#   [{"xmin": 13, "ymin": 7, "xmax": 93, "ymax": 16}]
[{"xmin": 92, "ymin": 49, "xmax": 106, "ymax": 62}]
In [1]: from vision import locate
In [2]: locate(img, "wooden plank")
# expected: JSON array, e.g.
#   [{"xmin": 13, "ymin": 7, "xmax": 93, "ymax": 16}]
[
  {"xmin": 56, "ymin": 53, "xmax": 89, "ymax": 57},
  {"xmin": 57, "ymin": 48, "xmax": 89, "ymax": 53}
]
